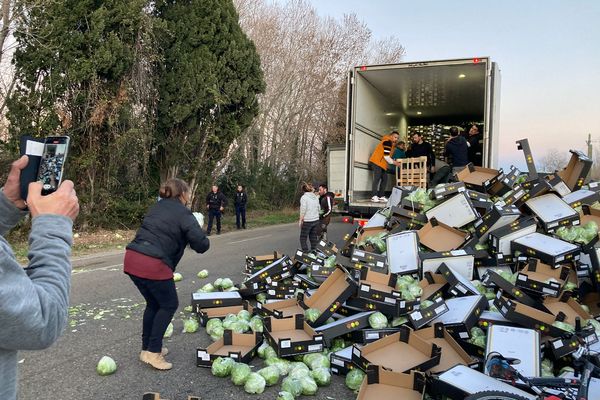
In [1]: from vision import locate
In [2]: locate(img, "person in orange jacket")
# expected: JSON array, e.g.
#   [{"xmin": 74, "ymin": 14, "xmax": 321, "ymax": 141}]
[{"xmin": 368, "ymin": 131, "xmax": 401, "ymax": 202}]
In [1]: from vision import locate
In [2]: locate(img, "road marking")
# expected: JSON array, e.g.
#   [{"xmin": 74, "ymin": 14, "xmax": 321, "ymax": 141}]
[
  {"xmin": 228, "ymin": 234, "xmax": 272, "ymax": 244},
  {"xmin": 72, "ymin": 263, "xmax": 123, "ymax": 275}
]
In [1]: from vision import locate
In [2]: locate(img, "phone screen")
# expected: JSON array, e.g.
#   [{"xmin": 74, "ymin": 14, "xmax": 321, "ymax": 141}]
[{"xmin": 37, "ymin": 136, "xmax": 70, "ymax": 195}]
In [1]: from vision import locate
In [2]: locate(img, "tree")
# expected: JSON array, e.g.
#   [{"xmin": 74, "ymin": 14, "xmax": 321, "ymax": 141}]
[
  {"xmin": 153, "ymin": 0, "xmax": 265, "ymax": 204},
  {"xmin": 539, "ymin": 148, "xmax": 568, "ymax": 173},
  {"xmin": 7, "ymin": 0, "xmax": 153, "ymax": 227}
]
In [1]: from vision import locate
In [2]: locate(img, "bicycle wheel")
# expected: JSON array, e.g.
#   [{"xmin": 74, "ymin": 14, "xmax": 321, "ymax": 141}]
[{"xmin": 465, "ymin": 390, "xmax": 531, "ymax": 400}]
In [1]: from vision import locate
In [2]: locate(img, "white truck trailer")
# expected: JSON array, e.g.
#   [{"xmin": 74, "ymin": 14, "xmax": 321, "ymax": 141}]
[{"xmin": 331, "ymin": 57, "xmax": 501, "ymax": 217}]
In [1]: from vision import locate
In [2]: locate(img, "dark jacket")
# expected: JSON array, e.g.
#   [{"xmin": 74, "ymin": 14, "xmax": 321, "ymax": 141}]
[
  {"xmin": 234, "ymin": 191, "xmax": 248, "ymax": 208},
  {"xmin": 445, "ymin": 136, "xmax": 469, "ymax": 167},
  {"xmin": 319, "ymin": 192, "xmax": 335, "ymax": 219},
  {"xmin": 467, "ymin": 133, "xmax": 483, "ymax": 166},
  {"xmin": 206, "ymin": 191, "xmax": 227, "ymax": 210},
  {"xmin": 407, "ymin": 141, "xmax": 435, "ymax": 168},
  {"xmin": 126, "ymin": 198, "xmax": 210, "ymax": 270}
]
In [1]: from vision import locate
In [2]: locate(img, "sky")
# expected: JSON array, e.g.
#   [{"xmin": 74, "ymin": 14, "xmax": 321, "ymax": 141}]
[{"xmin": 305, "ymin": 0, "xmax": 600, "ymax": 170}]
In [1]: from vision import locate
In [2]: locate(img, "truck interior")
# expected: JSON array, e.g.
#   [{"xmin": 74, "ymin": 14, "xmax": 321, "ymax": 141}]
[{"xmin": 348, "ymin": 58, "xmax": 496, "ymax": 207}]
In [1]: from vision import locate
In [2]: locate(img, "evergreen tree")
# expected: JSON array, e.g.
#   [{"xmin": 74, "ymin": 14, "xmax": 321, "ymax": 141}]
[{"xmin": 154, "ymin": 0, "xmax": 264, "ymax": 194}]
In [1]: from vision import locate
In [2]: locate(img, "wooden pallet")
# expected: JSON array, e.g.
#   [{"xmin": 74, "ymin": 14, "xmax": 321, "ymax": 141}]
[{"xmin": 396, "ymin": 156, "xmax": 428, "ymax": 188}]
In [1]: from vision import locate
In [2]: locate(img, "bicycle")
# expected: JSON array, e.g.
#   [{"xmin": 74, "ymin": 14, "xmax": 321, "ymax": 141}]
[{"xmin": 465, "ymin": 319, "xmax": 600, "ymax": 400}]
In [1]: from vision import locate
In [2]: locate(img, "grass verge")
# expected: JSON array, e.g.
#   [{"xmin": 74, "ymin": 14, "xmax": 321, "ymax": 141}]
[{"xmin": 8, "ymin": 207, "xmax": 298, "ymax": 264}]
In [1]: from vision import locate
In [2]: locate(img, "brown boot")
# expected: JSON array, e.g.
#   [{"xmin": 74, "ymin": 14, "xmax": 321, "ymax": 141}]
[
  {"xmin": 144, "ymin": 352, "xmax": 172, "ymax": 370},
  {"xmin": 139, "ymin": 350, "xmax": 149, "ymax": 363},
  {"xmin": 161, "ymin": 347, "xmax": 168, "ymax": 356}
]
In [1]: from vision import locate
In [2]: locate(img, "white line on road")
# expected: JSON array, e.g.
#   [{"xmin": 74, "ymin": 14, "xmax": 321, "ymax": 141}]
[
  {"xmin": 72, "ymin": 263, "xmax": 123, "ymax": 275},
  {"xmin": 228, "ymin": 234, "xmax": 272, "ymax": 244}
]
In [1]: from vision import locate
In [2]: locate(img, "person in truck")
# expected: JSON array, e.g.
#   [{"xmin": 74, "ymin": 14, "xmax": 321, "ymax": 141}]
[
  {"xmin": 467, "ymin": 124, "xmax": 484, "ymax": 166},
  {"xmin": 445, "ymin": 126, "xmax": 470, "ymax": 175},
  {"xmin": 368, "ymin": 130, "xmax": 401, "ymax": 203},
  {"xmin": 318, "ymin": 183, "xmax": 335, "ymax": 241},
  {"xmin": 406, "ymin": 132, "xmax": 435, "ymax": 173},
  {"xmin": 205, "ymin": 185, "xmax": 227, "ymax": 235},
  {"xmin": 387, "ymin": 140, "xmax": 407, "ymax": 173}
]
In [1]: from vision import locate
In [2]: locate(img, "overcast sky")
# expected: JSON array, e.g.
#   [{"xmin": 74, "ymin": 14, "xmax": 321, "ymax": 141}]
[{"xmin": 306, "ymin": 0, "xmax": 600, "ymax": 169}]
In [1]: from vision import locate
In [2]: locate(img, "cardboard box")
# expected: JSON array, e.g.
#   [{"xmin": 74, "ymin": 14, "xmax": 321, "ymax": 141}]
[
  {"xmin": 357, "ymin": 368, "xmax": 425, "ymax": 400},
  {"xmin": 294, "ymin": 249, "xmax": 325, "ymax": 266},
  {"xmin": 516, "ymin": 138, "xmax": 539, "ymax": 180},
  {"xmin": 557, "ymin": 150, "xmax": 593, "ymax": 191},
  {"xmin": 425, "ymin": 192, "xmax": 479, "ymax": 228},
  {"xmin": 292, "ymin": 273, "xmax": 320, "ymax": 290},
  {"xmin": 348, "ymin": 327, "xmax": 404, "ymax": 345},
  {"xmin": 562, "ymin": 189, "xmax": 599, "ymax": 209},
  {"xmin": 488, "ymin": 217, "xmax": 538, "ymax": 255},
  {"xmin": 357, "ymin": 269, "xmax": 402, "ymax": 304},
  {"xmin": 438, "ymin": 263, "xmax": 480, "ymax": 297},
  {"xmin": 243, "ymin": 255, "xmax": 295, "ymax": 286},
  {"xmin": 307, "ymin": 263, "xmax": 336, "ymax": 283},
  {"xmin": 191, "ymin": 291, "xmax": 243, "ymax": 313},
  {"xmin": 196, "ymin": 330, "xmax": 262, "ymax": 367},
  {"xmin": 351, "ymin": 326, "xmax": 441, "ymax": 373},
  {"xmin": 430, "ymin": 182, "xmax": 467, "ymax": 200},
  {"xmin": 487, "ymin": 166, "xmax": 521, "ymax": 197},
  {"xmin": 514, "ymin": 179, "xmax": 553, "ymax": 208},
  {"xmin": 515, "ymin": 259, "xmax": 570, "ymax": 297},
  {"xmin": 255, "ymin": 297, "xmax": 303, "ymax": 318},
  {"xmin": 418, "ymin": 218, "xmax": 470, "ymax": 252},
  {"xmin": 431, "ymin": 364, "xmax": 537, "ymax": 400},
  {"xmin": 364, "ymin": 209, "xmax": 389, "ymax": 229},
  {"xmin": 525, "ymin": 193, "xmax": 580, "ymax": 233},
  {"xmin": 477, "ymin": 310, "xmax": 513, "ymax": 330},
  {"xmin": 473, "ymin": 205, "xmax": 521, "ymax": 243},
  {"xmin": 389, "ymin": 206, "xmax": 428, "ymax": 224},
  {"xmin": 330, "ymin": 346, "xmax": 358, "ymax": 376},
  {"xmin": 263, "ymin": 314, "xmax": 324, "ymax": 357},
  {"xmin": 245, "ymin": 252, "xmax": 283, "ymax": 273},
  {"xmin": 456, "ymin": 163, "xmax": 504, "ymax": 193},
  {"xmin": 351, "ymin": 249, "xmax": 388, "ymax": 272},
  {"xmin": 420, "ymin": 249, "xmax": 475, "ymax": 280},
  {"xmin": 494, "ymin": 294, "xmax": 572, "ymax": 337},
  {"xmin": 197, "ymin": 301, "xmax": 253, "ymax": 326},
  {"xmin": 356, "ymin": 226, "xmax": 389, "ymax": 247},
  {"xmin": 495, "ymin": 185, "xmax": 527, "ymax": 208},
  {"xmin": 547, "ymin": 174, "xmax": 573, "ymax": 197},
  {"xmin": 543, "ymin": 292, "xmax": 592, "ymax": 327},
  {"xmin": 408, "ymin": 296, "xmax": 450, "ymax": 329},
  {"xmin": 486, "ymin": 325, "xmax": 541, "ymax": 378},
  {"xmin": 465, "ymin": 189, "xmax": 491, "ymax": 203},
  {"xmin": 386, "ymin": 231, "xmax": 420, "ymax": 275},
  {"xmin": 433, "ymin": 295, "xmax": 488, "ymax": 340},
  {"xmin": 482, "ymin": 270, "xmax": 547, "ymax": 310},
  {"xmin": 315, "ymin": 240, "xmax": 339, "ymax": 258},
  {"xmin": 298, "ymin": 266, "xmax": 358, "ymax": 326},
  {"xmin": 511, "ymin": 232, "xmax": 580, "ymax": 266},
  {"xmin": 314, "ymin": 311, "xmax": 374, "ymax": 346},
  {"xmin": 335, "ymin": 303, "xmax": 365, "ymax": 318},
  {"xmin": 345, "ymin": 295, "xmax": 419, "ymax": 318},
  {"xmin": 385, "ymin": 186, "xmax": 405, "ymax": 208},
  {"xmin": 419, "ymin": 272, "xmax": 449, "ymax": 301},
  {"xmin": 414, "ymin": 323, "xmax": 478, "ymax": 373}
]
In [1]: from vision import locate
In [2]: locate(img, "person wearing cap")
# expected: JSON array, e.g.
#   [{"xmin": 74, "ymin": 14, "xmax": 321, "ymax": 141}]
[
  {"xmin": 368, "ymin": 131, "xmax": 401, "ymax": 203},
  {"xmin": 445, "ymin": 126, "xmax": 470, "ymax": 175}
]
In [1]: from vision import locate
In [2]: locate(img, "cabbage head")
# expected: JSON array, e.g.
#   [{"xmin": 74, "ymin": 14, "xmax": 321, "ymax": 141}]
[
  {"xmin": 311, "ymin": 367, "xmax": 331, "ymax": 386},
  {"xmin": 250, "ymin": 316, "xmax": 263, "ymax": 333},
  {"xmin": 258, "ymin": 366, "xmax": 281, "ymax": 386},
  {"xmin": 173, "ymin": 272, "xmax": 183, "ymax": 282},
  {"xmin": 304, "ymin": 308, "xmax": 322, "ymax": 324},
  {"xmin": 163, "ymin": 322, "xmax": 174, "ymax": 338},
  {"xmin": 211, "ymin": 357, "xmax": 235, "ymax": 377},
  {"xmin": 277, "ymin": 392, "xmax": 295, "ymax": 400},
  {"xmin": 197, "ymin": 269, "xmax": 209, "ymax": 279},
  {"xmin": 96, "ymin": 356, "xmax": 117, "ymax": 376},
  {"xmin": 244, "ymin": 372, "xmax": 266, "ymax": 394},
  {"xmin": 237, "ymin": 309, "xmax": 252, "ymax": 321},
  {"xmin": 345, "ymin": 368, "xmax": 365, "ymax": 391},
  {"xmin": 231, "ymin": 362, "xmax": 252, "ymax": 385},
  {"xmin": 300, "ymin": 376, "xmax": 318, "ymax": 395},
  {"xmin": 281, "ymin": 376, "xmax": 303, "ymax": 397},
  {"xmin": 368, "ymin": 312, "xmax": 388, "ymax": 329},
  {"xmin": 183, "ymin": 318, "xmax": 199, "ymax": 333},
  {"xmin": 221, "ymin": 278, "xmax": 234, "ymax": 290}
]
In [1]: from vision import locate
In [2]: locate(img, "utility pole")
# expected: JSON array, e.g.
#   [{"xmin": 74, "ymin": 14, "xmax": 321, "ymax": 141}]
[{"xmin": 587, "ymin": 133, "xmax": 593, "ymax": 159}]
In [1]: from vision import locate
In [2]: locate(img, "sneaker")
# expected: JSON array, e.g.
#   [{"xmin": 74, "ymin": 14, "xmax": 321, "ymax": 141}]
[
  {"xmin": 371, "ymin": 196, "xmax": 379, "ymax": 202},
  {"xmin": 378, "ymin": 196, "xmax": 388, "ymax": 203}
]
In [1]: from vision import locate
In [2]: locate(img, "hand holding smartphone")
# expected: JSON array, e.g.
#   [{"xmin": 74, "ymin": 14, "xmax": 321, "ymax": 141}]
[{"xmin": 19, "ymin": 135, "xmax": 70, "ymax": 199}]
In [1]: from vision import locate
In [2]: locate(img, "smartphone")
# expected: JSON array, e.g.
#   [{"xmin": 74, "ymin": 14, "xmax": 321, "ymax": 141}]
[{"xmin": 37, "ymin": 136, "xmax": 70, "ymax": 195}]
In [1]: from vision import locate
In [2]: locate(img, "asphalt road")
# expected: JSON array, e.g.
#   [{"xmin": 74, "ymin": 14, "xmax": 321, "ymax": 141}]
[{"xmin": 18, "ymin": 219, "xmax": 358, "ymax": 400}]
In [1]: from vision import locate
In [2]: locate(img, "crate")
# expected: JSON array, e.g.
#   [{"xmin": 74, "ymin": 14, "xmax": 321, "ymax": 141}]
[{"xmin": 397, "ymin": 156, "xmax": 428, "ymax": 188}]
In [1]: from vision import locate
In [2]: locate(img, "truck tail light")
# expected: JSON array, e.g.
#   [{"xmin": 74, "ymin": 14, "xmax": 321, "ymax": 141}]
[{"xmin": 342, "ymin": 216, "xmax": 353, "ymax": 224}]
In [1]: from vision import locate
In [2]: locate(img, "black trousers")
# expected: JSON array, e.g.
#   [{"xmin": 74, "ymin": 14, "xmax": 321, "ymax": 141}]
[
  {"xmin": 369, "ymin": 162, "xmax": 387, "ymax": 197},
  {"xmin": 129, "ymin": 275, "xmax": 179, "ymax": 353},
  {"xmin": 235, "ymin": 206, "xmax": 246, "ymax": 228},
  {"xmin": 207, "ymin": 209, "xmax": 222, "ymax": 234},
  {"xmin": 300, "ymin": 220, "xmax": 320, "ymax": 251}
]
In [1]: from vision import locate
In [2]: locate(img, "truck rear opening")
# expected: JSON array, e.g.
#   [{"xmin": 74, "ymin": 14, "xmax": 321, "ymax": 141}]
[{"xmin": 345, "ymin": 57, "xmax": 500, "ymax": 215}]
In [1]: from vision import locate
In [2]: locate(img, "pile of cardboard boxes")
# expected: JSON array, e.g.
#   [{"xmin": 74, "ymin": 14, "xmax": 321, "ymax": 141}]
[{"xmin": 191, "ymin": 140, "xmax": 600, "ymax": 399}]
